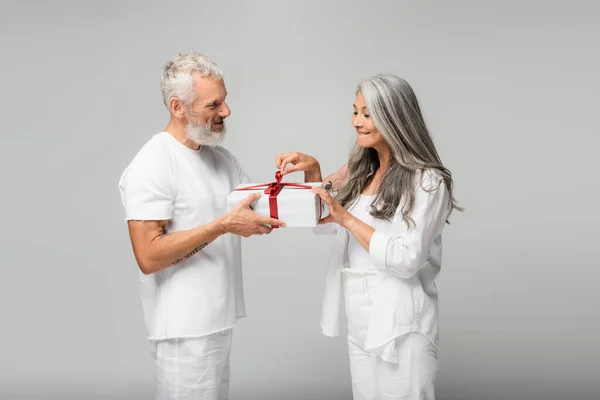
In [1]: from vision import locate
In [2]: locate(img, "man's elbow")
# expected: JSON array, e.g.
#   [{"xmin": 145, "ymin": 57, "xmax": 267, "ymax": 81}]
[
  {"xmin": 136, "ymin": 255, "xmax": 160, "ymax": 275},
  {"xmin": 138, "ymin": 263, "xmax": 154, "ymax": 275}
]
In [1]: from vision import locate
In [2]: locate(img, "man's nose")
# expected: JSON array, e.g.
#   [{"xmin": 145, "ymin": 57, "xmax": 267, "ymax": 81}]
[{"xmin": 219, "ymin": 102, "xmax": 231, "ymax": 118}]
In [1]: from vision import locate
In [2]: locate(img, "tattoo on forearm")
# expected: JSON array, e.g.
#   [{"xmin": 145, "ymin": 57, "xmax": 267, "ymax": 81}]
[{"xmin": 171, "ymin": 243, "xmax": 208, "ymax": 265}]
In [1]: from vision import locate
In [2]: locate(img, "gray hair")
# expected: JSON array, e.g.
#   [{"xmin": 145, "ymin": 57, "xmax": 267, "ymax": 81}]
[
  {"xmin": 336, "ymin": 73, "xmax": 463, "ymax": 225},
  {"xmin": 160, "ymin": 51, "xmax": 224, "ymax": 109}
]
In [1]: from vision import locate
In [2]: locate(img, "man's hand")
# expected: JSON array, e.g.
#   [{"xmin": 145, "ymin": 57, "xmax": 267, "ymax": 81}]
[
  {"xmin": 275, "ymin": 152, "xmax": 322, "ymax": 182},
  {"xmin": 221, "ymin": 193, "xmax": 286, "ymax": 236}
]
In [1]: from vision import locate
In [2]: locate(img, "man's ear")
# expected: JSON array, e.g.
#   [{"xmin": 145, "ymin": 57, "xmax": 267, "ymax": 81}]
[{"xmin": 168, "ymin": 97, "xmax": 185, "ymax": 118}]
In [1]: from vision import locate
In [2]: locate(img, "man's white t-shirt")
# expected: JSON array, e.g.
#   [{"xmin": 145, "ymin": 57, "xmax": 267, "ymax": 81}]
[{"xmin": 118, "ymin": 132, "xmax": 251, "ymax": 340}]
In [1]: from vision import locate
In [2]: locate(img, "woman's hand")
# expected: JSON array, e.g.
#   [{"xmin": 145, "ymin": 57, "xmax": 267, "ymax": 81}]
[
  {"xmin": 275, "ymin": 152, "xmax": 322, "ymax": 182},
  {"xmin": 310, "ymin": 186, "xmax": 354, "ymax": 228}
]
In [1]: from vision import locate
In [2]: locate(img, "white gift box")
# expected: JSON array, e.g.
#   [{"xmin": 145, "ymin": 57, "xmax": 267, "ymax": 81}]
[{"xmin": 226, "ymin": 180, "xmax": 330, "ymax": 227}]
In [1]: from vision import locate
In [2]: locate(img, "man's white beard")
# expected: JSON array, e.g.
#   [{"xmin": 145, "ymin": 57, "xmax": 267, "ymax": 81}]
[{"xmin": 186, "ymin": 120, "xmax": 226, "ymax": 147}]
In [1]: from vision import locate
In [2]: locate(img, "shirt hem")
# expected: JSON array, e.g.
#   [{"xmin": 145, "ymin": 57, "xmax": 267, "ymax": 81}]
[
  {"xmin": 365, "ymin": 330, "xmax": 439, "ymax": 353},
  {"xmin": 146, "ymin": 324, "xmax": 238, "ymax": 341}
]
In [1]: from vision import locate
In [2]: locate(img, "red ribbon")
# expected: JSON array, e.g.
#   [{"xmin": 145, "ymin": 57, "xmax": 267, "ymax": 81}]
[{"xmin": 234, "ymin": 171, "xmax": 320, "ymax": 228}]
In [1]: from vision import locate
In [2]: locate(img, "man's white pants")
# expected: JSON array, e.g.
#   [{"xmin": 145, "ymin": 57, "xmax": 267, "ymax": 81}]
[
  {"xmin": 343, "ymin": 269, "xmax": 438, "ymax": 400},
  {"xmin": 150, "ymin": 329, "xmax": 232, "ymax": 400}
]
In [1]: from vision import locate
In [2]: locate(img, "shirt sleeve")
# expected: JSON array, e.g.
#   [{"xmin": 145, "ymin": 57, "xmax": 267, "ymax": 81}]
[
  {"xmin": 368, "ymin": 170, "xmax": 450, "ymax": 279},
  {"xmin": 118, "ymin": 154, "xmax": 174, "ymax": 221}
]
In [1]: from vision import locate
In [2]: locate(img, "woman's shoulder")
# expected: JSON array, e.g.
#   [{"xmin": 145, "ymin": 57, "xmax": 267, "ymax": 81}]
[{"xmin": 416, "ymin": 168, "xmax": 445, "ymax": 192}]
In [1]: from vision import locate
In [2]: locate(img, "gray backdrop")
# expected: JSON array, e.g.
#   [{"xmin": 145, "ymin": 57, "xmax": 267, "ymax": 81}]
[{"xmin": 1, "ymin": 1, "xmax": 598, "ymax": 399}]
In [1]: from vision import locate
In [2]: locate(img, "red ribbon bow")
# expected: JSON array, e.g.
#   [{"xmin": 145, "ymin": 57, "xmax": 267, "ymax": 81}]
[{"xmin": 234, "ymin": 171, "xmax": 319, "ymax": 228}]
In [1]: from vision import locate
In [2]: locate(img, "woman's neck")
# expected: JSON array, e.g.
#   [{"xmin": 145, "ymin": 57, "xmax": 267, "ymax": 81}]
[
  {"xmin": 375, "ymin": 145, "xmax": 391, "ymax": 173},
  {"xmin": 361, "ymin": 147, "xmax": 391, "ymax": 195}
]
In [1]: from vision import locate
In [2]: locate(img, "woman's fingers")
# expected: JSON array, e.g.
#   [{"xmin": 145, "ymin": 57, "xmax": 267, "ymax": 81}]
[
  {"xmin": 280, "ymin": 156, "xmax": 295, "ymax": 173},
  {"xmin": 281, "ymin": 163, "xmax": 305, "ymax": 176},
  {"xmin": 311, "ymin": 187, "xmax": 333, "ymax": 204},
  {"xmin": 276, "ymin": 153, "xmax": 292, "ymax": 169},
  {"xmin": 279, "ymin": 154, "xmax": 300, "ymax": 174},
  {"xmin": 276, "ymin": 152, "xmax": 297, "ymax": 168},
  {"xmin": 318, "ymin": 215, "xmax": 335, "ymax": 225}
]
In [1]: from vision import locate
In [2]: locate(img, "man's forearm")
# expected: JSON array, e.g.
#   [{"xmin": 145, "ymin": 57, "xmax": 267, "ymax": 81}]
[{"xmin": 140, "ymin": 218, "xmax": 227, "ymax": 274}]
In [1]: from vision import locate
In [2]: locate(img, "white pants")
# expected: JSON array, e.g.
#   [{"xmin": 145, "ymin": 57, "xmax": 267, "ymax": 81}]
[
  {"xmin": 343, "ymin": 269, "xmax": 438, "ymax": 400},
  {"xmin": 150, "ymin": 329, "xmax": 232, "ymax": 400}
]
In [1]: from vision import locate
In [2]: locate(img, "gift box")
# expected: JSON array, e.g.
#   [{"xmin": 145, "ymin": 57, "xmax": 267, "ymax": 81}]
[{"xmin": 226, "ymin": 172, "xmax": 330, "ymax": 227}]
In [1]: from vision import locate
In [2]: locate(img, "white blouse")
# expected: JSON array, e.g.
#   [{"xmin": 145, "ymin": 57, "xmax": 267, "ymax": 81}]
[
  {"xmin": 316, "ymin": 169, "xmax": 450, "ymax": 362},
  {"xmin": 347, "ymin": 194, "xmax": 392, "ymax": 271}
]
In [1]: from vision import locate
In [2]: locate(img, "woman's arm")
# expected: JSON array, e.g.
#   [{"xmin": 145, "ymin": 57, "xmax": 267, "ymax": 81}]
[
  {"xmin": 322, "ymin": 163, "xmax": 348, "ymax": 189},
  {"xmin": 276, "ymin": 152, "xmax": 322, "ymax": 182},
  {"xmin": 367, "ymin": 173, "xmax": 449, "ymax": 278},
  {"xmin": 312, "ymin": 171, "xmax": 449, "ymax": 278}
]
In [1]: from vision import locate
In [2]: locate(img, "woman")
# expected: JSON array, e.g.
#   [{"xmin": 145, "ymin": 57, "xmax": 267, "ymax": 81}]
[{"xmin": 276, "ymin": 74, "xmax": 462, "ymax": 400}]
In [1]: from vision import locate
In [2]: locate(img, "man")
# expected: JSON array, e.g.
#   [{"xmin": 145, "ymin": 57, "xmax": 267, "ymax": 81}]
[{"xmin": 118, "ymin": 51, "xmax": 285, "ymax": 400}]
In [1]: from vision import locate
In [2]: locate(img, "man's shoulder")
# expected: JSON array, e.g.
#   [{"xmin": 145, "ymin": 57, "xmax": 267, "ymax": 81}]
[
  {"xmin": 208, "ymin": 145, "xmax": 253, "ymax": 183},
  {"xmin": 209, "ymin": 145, "xmax": 242, "ymax": 168},
  {"xmin": 128, "ymin": 133, "xmax": 175, "ymax": 166},
  {"xmin": 119, "ymin": 133, "xmax": 174, "ymax": 186},
  {"xmin": 211, "ymin": 145, "xmax": 236, "ymax": 160}
]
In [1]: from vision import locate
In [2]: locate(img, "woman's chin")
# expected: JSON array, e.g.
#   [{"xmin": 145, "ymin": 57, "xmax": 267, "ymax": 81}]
[{"xmin": 356, "ymin": 137, "xmax": 375, "ymax": 148}]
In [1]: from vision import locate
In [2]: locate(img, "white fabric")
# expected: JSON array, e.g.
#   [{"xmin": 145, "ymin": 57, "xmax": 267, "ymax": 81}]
[
  {"xmin": 348, "ymin": 335, "xmax": 437, "ymax": 400},
  {"xmin": 347, "ymin": 194, "xmax": 392, "ymax": 271},
  {"xmin": 318, "ymin": 170, "xmax": 450, "ymax": 359},
  {"xmin": 343, "ymin": 269, "xmax": 438, "ymax": 400},
  {"xmin": 342, "ymin": 268, "xmax": 379, "ymax": 349},
  {"xmin": 151, "ymin": 329, "xmax": 233, "ymax": 400},
  {"xmin": 118, "ymin": 132, "xmax": 251, "ymax": 339}
]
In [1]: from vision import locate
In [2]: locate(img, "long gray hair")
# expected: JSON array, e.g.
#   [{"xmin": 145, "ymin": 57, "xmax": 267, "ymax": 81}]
[{"xmin": 336, "ymin": 74, "xmax": 462, "ymax": 226}]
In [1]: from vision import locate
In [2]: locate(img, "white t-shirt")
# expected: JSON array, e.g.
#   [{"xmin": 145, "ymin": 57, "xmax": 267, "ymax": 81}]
[{"xmin": 118, "ymin": 132, "xmax": 251, "ymax": 340}]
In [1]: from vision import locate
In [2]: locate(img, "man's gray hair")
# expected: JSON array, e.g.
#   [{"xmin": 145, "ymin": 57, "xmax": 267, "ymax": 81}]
[{"xmin": 160, "ymin": 51, "xmax": 224, "ymax": 109}]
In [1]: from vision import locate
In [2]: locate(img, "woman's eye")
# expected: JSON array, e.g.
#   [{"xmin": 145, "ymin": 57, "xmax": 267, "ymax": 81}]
[
  {"xmin": 364, "ymin": 114, "xmax": 370, "ymax": 118},
  {"xmin": 352, "ymin": 112, "xmax": 358, "ymax": 115}
]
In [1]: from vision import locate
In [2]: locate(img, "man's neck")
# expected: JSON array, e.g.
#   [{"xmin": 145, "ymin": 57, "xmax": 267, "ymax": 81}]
[{"xmin": 164, "ymin": 117, "xmax": 200, "ymax": 150}]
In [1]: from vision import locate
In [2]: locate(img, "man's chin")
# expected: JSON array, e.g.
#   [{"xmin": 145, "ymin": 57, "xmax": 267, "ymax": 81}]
[
  {"xmin": 186, "ymin": 123, "xmax": 226, "ymax": 147},
  {"xmin": 191, "ymin": 133, "xmax": 226, "ymax": 147}
]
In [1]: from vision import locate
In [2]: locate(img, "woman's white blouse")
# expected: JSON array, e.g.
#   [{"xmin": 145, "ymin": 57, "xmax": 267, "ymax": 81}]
[{"xmin": 316, "ymin": 169, "xmax": 450, "ymax": 362}]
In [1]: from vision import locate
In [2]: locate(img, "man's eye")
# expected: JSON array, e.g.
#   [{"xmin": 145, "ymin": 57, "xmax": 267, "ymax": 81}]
[
  {"xmin": 364, "ymin": 114, "xmax": 370, "ymax": 118},
  {"xmin": 353, "ymin": 112, "xmax": 358, "ymax": 115}
]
